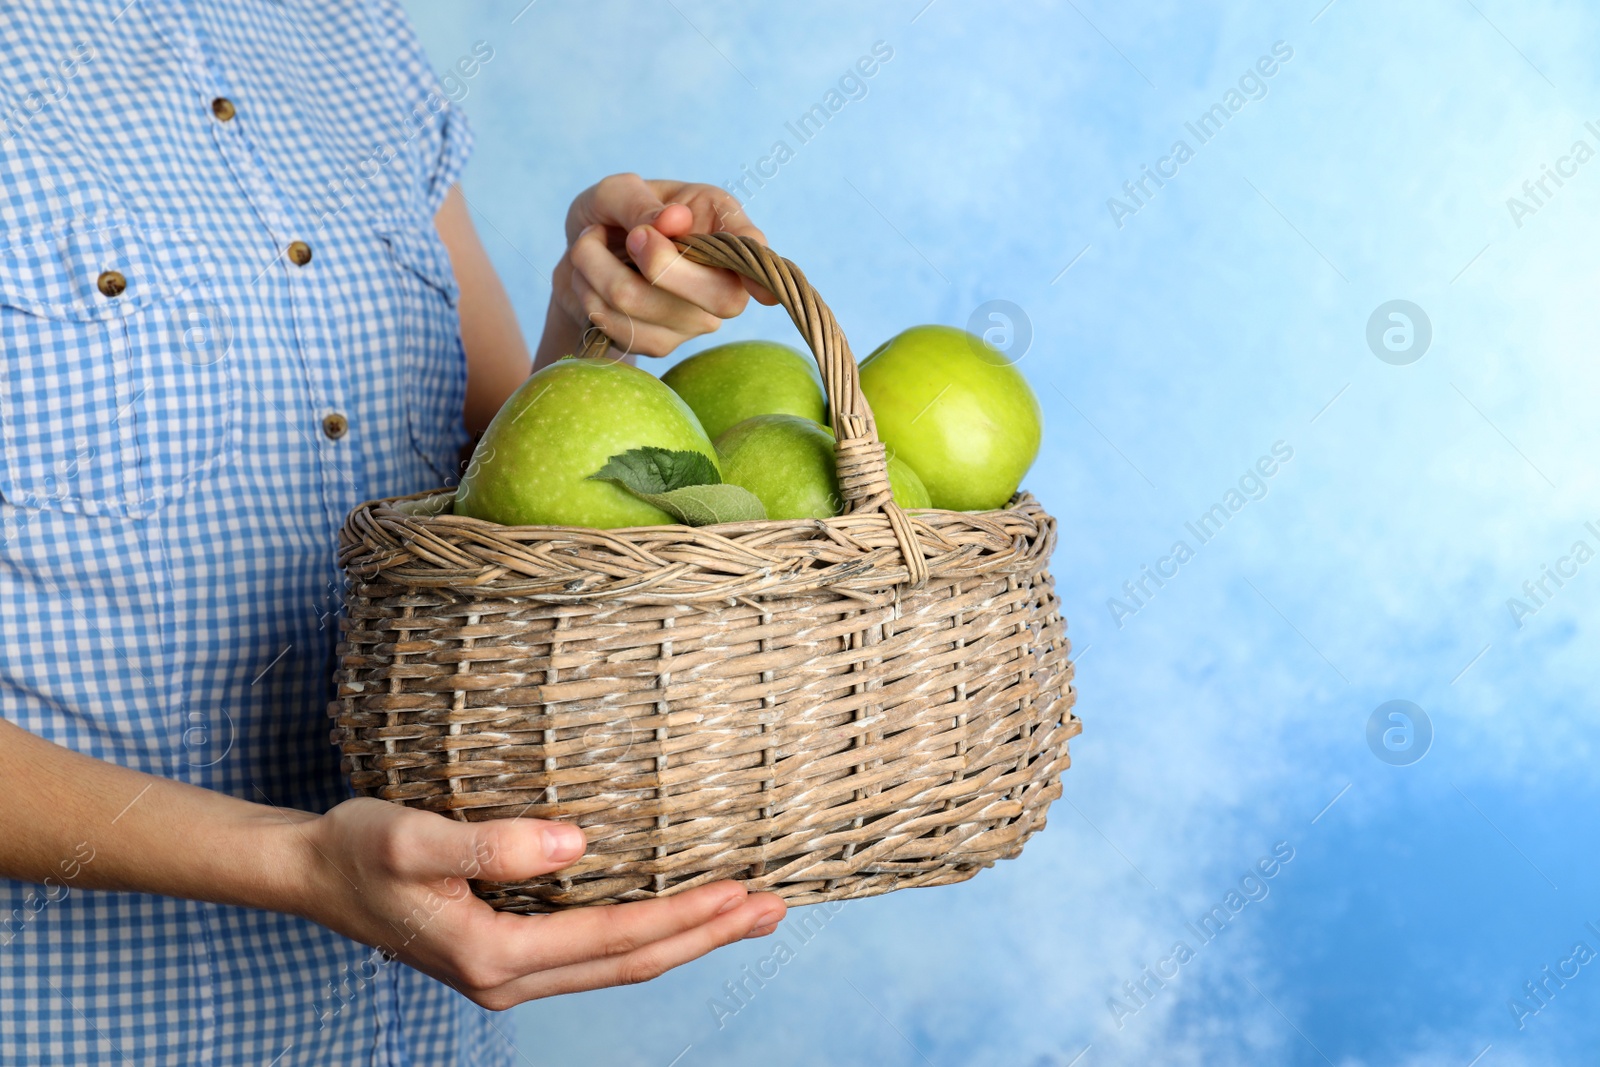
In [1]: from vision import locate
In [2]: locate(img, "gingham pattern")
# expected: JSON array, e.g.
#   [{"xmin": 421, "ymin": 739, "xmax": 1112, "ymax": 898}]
[{"xmin": 0, "ymin": 1, "xmax": 513, "ymax": 1063}]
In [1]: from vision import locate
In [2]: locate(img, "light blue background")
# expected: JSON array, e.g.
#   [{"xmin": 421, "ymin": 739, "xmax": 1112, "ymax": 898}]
[{"xmin": 404, "ymin": 2, "xmax": 1599, "ymax": 1063}]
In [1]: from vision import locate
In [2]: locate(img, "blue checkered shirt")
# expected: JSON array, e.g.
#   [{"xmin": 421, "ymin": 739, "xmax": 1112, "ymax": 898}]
[{"xmin": 0, "ymin": 2, "xmax": 514, "ymax": 1063}]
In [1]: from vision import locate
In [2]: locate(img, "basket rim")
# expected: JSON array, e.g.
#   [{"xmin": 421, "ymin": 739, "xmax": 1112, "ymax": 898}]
[
  {"xmin": 337, "ymin": 488, "xmax": 1056, "ymax": 604},
  {"xmin": 373, "ymin": 485, "xmax": 1034, "ymax": 533}
]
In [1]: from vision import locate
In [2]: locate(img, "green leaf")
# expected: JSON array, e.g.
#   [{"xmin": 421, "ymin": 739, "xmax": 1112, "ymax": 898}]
[
  {"xmin": 627, "ymin": 483, "xmax": 768, "ymax": 526},
  {"xmin": 589, "ymin": 447, "xmax": 721, "ymax": 494},
  {"xmin": 589, "ymin": 447, "xmax": 763, "ymax": 525}
]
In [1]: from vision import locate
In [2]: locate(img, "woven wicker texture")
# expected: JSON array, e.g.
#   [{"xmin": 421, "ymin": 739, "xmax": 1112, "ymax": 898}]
[{"xmin": 330, "ymin": 233, "xmax": 1079, "ymax": 910}]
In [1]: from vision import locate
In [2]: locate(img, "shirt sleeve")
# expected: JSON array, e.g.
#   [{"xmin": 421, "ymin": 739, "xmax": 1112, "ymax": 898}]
[{"xmin": 369, "ymin": 0, "xmax": 475, "ymax": 217}]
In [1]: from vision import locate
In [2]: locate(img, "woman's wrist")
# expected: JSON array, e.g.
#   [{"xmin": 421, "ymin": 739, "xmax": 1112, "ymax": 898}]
[
  {"xmin": 115, "ymin": 790, "xmax": 331, "ymax": 922},
  {"xmin": 534, "ymin": 289, "xmax": 584, "ymax": 371},
  {"xmin": 226, "ymin": 805, "xmax": 330, "ymax": 920},
  {"xmin": 0, "ymin": 719, "xmax": 331, "ymax": 921}
]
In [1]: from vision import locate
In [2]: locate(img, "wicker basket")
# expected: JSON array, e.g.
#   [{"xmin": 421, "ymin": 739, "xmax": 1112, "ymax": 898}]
[{"xmin": 329, "ymin": 232, "xmax": 1079, "ymax": 911}]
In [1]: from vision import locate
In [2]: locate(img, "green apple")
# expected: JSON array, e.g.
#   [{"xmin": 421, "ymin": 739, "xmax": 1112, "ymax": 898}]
[
  {"xmin": 662, "ymin": 340, "xmax": 827, "ymax": 441},
  {"xmin": 455, "ymin": 357, "xmax": 719, "ymax": 528},
  {"xmin": 859, "ymin": 324, "xmax": 1041, "ymax": 510},
  {"xmin": 716, "ymin": 414, "xmax": 931, "ymax": 520},
  {"xmin": 887, "ymin": 452, "xmax": 931, "ymax": 509}
]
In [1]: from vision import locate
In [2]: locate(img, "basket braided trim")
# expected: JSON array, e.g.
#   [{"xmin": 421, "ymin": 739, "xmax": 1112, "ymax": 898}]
[{"xmin": 338, "ymin": 492, "xmax": 1051, "ymax": 604}]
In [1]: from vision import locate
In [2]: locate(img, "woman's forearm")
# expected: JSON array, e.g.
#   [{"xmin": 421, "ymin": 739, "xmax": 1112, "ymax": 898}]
[
  {"xmin": 0, "ymin": 717, "xmax": 785, "ymax": 1007},
  {"xmin": 435, "ymin": 186, "xmax": 536, "ymax": 433},
  {"xmin": 534, "ymin": 291, "xmax": 585, "ymax": 372},
  {"xmin": 0, "ymin": 718, "xmax": 316, "ymax": 917}
]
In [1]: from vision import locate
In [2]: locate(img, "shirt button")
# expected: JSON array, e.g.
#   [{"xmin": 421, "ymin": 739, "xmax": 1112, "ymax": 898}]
[
  {"xmin": 211, "ymin": 97, "xmax": 236, "ymax": 122},
  {"xmin": 96, "ymin": 270, "xmax": 127, "ymax": 297},
  {"xmin": 287, "ymin": 241, "xmax": 313, "ymax": 266},
  {"xmin": 321, "ymin": 412, "xmax": 349, "ymax": 440}
]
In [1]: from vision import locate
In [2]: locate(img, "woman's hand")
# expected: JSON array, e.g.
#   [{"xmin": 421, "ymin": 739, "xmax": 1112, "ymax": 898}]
[
  {"xmin": 536, "ymin": 174, "xmax": 777, "ymax": 368},
  {"xmin": 298, "ymin": 797, "xmax": 786, "ymax": 1008},
  {"xmin": 0, "ymin": 720, "xmax": 781, "ymax": 1010}
]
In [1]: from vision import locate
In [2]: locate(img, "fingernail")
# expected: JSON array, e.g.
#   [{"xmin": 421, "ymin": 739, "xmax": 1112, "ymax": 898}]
[
  {"xmin": 542, "ymin": 823, "xmax": 585, "ymax": 862},
  {"xmin": 715, "ymin": 893, "xmax": 745, "ymax": 916},
  {"xmin": 626, "ymin": 226, "xmax": 648, "ymax": 256},
  {"xmin": 744, "ymin": 910, "xmax": 783, "ymax": 938}
]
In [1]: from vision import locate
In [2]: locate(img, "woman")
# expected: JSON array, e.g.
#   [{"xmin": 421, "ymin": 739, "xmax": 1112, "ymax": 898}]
[{"xmin": 0, "ymin": 2, "xmax": 785, "ymax": 1063}]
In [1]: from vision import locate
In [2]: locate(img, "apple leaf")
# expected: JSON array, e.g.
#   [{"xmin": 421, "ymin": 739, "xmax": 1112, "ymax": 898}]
[
  {"xmin": 629, "ymin": 483, "xmax": 768, "ymax": 526},
  {"xmin": 589, "ymin": 447, "xmax": 766, "ymax": 525},
  {"xmin": 589, "ymin": 447, "xmax": 721, "ymax": 494}
]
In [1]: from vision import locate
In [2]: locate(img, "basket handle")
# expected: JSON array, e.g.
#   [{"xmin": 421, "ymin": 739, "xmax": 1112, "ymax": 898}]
[{"xmin": 576, "ymin": 231, "xmax": 929, "ymax": 586}]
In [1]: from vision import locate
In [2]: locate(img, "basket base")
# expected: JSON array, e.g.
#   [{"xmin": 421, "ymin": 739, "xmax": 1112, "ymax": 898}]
[
  {"xmin": 477, "ymin": 860, "xmax": 991, "ymax": 914},
  {"xmin": 468, "ymin": 724, "xmax": 1074, "ymax": 913}
]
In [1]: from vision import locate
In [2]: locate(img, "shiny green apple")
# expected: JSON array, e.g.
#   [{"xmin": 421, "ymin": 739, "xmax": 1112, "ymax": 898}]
[
  {"xmin": 662, "ymin": 340, "xmax": 827, "ymax": 441},
  {"xmin": 716, "ymin": 413, "xmax": 930, "ymax": 520},
  {"xmin": 859, "ymin": 324, "xmax": 1041, "ymax": 510},
  {"xmin": 455, "ymin": 357, "xmax": 719, "ymax": 528}
]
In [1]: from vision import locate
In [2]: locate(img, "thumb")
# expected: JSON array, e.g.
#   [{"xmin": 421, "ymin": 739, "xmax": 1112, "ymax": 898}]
[
  {"xmin": 646, "ymin": 202, "xmax": 696, "ymax": 237},
  {"xmin": 392, "ymin": 811, "xmax": 587, "ymax": 883}
]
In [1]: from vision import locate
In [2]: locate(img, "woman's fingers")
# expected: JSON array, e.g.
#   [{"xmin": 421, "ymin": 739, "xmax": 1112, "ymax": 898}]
[
  {"xmin": 568, "ymin": 261, "xmax": 707, "ymax": 358},
  {"xmin": 375, "ymin": 805, "xmax": 586, "ymax": 883},
  {"xmin": 649, "ymin": 201, "xmax": 696, "ymax": 235},
  {"xmin": 477, "ymin": 881, "xmax": 749, "ymax": 974},
  {"xmin": 465, "ymin": 891, "xmax": 789, "ymax": 1007},
  {"xmin": 567, "ymin": 225, "xmax": 726, "ymax": 356},
  {"xmin": 645, "ymin": 186, "xmax": 778, "ymax": 306},
  {"xmin": 646, "ymin": 182, "xmax": 762, "ymax": 242},
  {"xmin": 312, "ymin": 800, "xmax": 793, "ymax": 1011},
  {"xmin": 577, "ymin": 175, "xmax": 752, "ymax": 243},
  {"xmin": 624, "ymin": 224, "xmax": 750, "ymax": 318},
  {"xmin": 566, "ymin": 172, "xmax": 667, "ymax": 243},
  {"xmin": 567, "ymin": 175, "xmax": 778, "ymax": 340}
]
